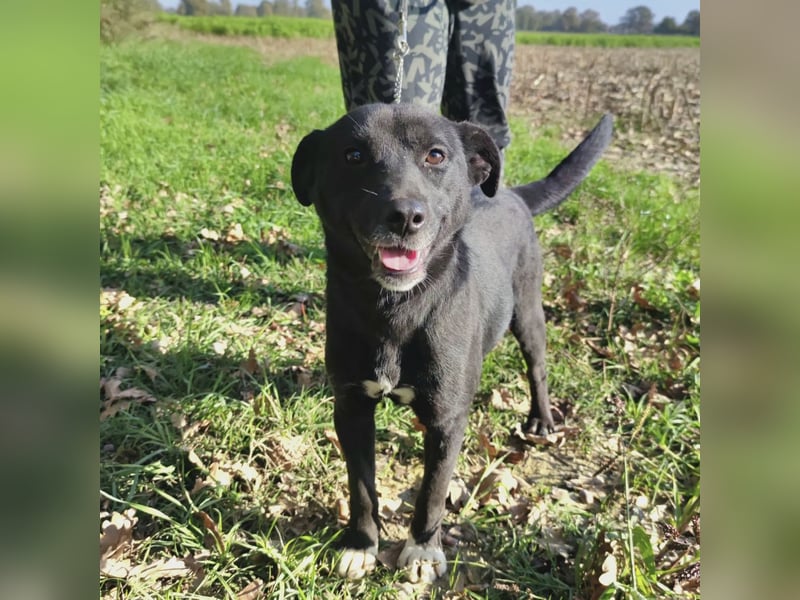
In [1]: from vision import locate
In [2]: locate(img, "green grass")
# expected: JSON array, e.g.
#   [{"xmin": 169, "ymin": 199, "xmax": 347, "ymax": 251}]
[
  {"xmin": 100, "ymin": 39, "xmax": 699, "ymax": 598},
  {"xmin": 516, "ymin": 31, "xmax": 700, "ymax": 48},
  {"xmin": 156, "ymin": 13, "xmax": 336, "ymax": 39},
  {"xmin": 156, "ymin": 14, "xmax": 699, "ymax": 48}
]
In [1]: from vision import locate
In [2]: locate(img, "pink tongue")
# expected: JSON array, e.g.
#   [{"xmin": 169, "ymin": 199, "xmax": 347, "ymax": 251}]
[{"xmin": 379, "ymin": 248, "xmax": 420, "ymax": 272}]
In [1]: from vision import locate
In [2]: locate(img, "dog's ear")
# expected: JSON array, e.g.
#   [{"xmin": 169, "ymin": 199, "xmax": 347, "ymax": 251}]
[
  {"xmin": 291, "ymin": 130, "xmax": 323, "ymax": 207},
  {"xmin": 458, "ymin": 122, "xmax": 501, "ymax": 198}
]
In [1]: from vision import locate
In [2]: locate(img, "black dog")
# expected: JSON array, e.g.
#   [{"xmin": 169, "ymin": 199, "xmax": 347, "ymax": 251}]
[{"xmin": 291, "ymin": 104, "xmax": 612, "ymax": 582}]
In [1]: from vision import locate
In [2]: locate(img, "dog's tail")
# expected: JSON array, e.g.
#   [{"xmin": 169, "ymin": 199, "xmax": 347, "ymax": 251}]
[{"xmin": 512, "ymin": 113, "xmax": 613, "ymax": 216}]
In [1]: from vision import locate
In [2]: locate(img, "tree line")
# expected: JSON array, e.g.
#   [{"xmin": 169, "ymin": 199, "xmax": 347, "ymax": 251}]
[
  {"xmin": 516, "ymin": 5, "xmax": 699, "ymax": 35},
  {"xmin": 171, "ymin": 2, "xmax": 699, "ymax": 36},
  {"xmin": 175, "ymin": 0, "xmax": 331, "ymax": 19},
  {"xmin": 102, "ymin": 1, "xmax": 699, "ymax": 41}
]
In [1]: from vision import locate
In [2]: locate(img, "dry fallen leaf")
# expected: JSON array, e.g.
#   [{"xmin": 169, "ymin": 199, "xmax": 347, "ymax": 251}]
[
  {"xmin": 567, "ymin": 475, "xmax": 609, "ymax": 505},
  {"xmin": 551, "ymin": 486, "xmax": 578, "ymax": 505},
  {"xmin": 537, "ymin": 525, "xmax": 574, "ymax": 559},
  {"xmin": 187, "ymin": 450, "xmax": 243, "ymax": 494},
  {"xmin": 100, "ymin": 508, "xmax": 138, "ymax": 579},
  {"xmin": 508, "ymin": 498, "xmax": 531, "ymax": 524},
  {"xmin": 128, "ymin": 556, "xmax": 194, "ymax": 581},
  {"xmin": 237, "ymin": 578, "xmax": 265, "ymax": 600},
  {"xmin": 411, "ymin": 416, "xmax": 427, "ymax": 433},
  {"xmin": 191, "ymin": 478, "xmax": 209, "ymax": 495},
  {"xmin": 585, "ymin": 338, "xmax": 615, "ymax": 359},
  {"xmin": 171, "ymin": 412, "xmax": 188, "ymax": 431},
  {"xmin": 324, "ymin": 429, "xmax": 343, "ymax": 457},
  {"xmin": 240, "ymin": 347, "xmax": 260, "ymax": 375},
  {"xmin": 336, "ymin": 498, "xmax": 349, "ymax": 524},
  {"xmin": 552, "ymin": 243, "xmax": 573, "ymax": 259},
  {"xmin": 266, "ymin": 435, "xmax": 306, "ymax": 470},
  {"xmin": 181, "ymin": 419, "xmax": 210, "ymax": 440},
  {"xmin": 581, "ymin": 531, "xmax": 619, "ymax": 598},
  {"xmin": 275, "ymin": 239, "xmax": 303, "ymax": 259},
  {"xmin": 199, "ymin": 227, "xmax": 220, "ymax": 241},
  {"xmin": 632, "ymin": 284, "xmax": 655, "ymax": 310},
  {"xmin": 137, "ymin": 364, "xmax": 160, "ymax": 383},
  {"xmin": 224, "ymin": 222, "xmax": 247, "ymax": 243},
  {"xmin": 478, "ymin": 430, "xmax": 525, "ymax": 465},
  {"xmin": 489, "ymin": 388, "xmax": 525, "ymax": 412},
  {"xmin": 647, "ymin": 386, "xmax": 671, "ymax": 408},
  {"xmin": 472, "ymin": 466, "xmax": 519, "ymax": 508},
  {"xmin": 100, "ymin": 555, "xmax": 132, "ymax": 579},
  {"xmin": 195, "ymin": 510, "xmax": 224, "ymax": 552},
  {"xmin": 511, "ymin": 422, "xmax": 579, "ymax": 447},
  {"xmin": 101, "ymin": 290, "xmax": 138, "ymax": 312},
  {"xmin": 446, "ymin": 477, "xmax": 470, "ymax": 511},
  {"xmin": 597, "ymin": 553, "xmax": 618, "ymax": 586},
  {"xmin": 686, "ymin": 278, "xmax": 700, "ymax": 300},
  {"xmin": 233, "ymin": 461, "xmax": 259, "ymax": 483},
  {"xmin": 478, "ymin": 431, "xmax": 499, "ymax": 458},
  {"xmin": 100, "ymin": 371, "xmax": 156, "ymax": 421},
  {"xmin": 288, "ymin": 365, "xmax": 313, "ymax": 387},
  {"xmin": 562, "ymin": 280, "xmax": 586, "ymax": 311},
  {"xmin": 185, "ymin": 448, "xmax": 205, "ymax": 469},
  {"xmin": 207, "ymin": 462, "xmax": 233, "ymax": 487},
  {"xmin": 100, "ymin": 508, "xmax": 137, "ymax": 560}
]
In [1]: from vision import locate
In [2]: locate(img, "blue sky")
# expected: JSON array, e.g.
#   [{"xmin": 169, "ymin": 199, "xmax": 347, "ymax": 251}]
[{"xmin": 158, "ymin": 1, "xmax": 699, "ymax": 27}]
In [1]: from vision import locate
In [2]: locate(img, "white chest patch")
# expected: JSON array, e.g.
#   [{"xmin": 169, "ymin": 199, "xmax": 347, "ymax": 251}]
[{"xmin": 362, "ymin": 379, "xmax": 416, "ymax": 405}]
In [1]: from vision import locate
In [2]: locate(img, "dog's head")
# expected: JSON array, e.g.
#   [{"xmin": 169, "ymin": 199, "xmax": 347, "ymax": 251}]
[{"xmin": 291, "ymin": 104, "xmax": 501, "ymax": 292}]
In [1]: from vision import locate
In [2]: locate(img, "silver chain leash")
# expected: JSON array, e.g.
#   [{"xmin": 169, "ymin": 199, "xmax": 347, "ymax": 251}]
[{"xmin": 392, "ymin": 0, "xmax": 410, "ymax": 103}]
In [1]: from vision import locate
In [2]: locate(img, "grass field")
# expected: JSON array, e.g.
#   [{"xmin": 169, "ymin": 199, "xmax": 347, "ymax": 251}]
[
  {"xmin": 516, "ymin": 31, "xmax": 699, "ymax": 48},
  {"xmin": 157, "ymin": 14, "xmax": 335, "ymax": 39},
  {"xmin": 100, "ymin": 37, "xmax": 699, "ymax": 599},
  {"xmin": 155, "ymin": 14, "xmax": 699, "ymax": 48}
]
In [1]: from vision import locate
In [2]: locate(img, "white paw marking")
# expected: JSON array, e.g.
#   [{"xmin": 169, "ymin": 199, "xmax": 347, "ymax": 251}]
[
  {"xmin": 397, "ymin": 538, "xmax": 447, "ymax": 583},
  {"xmin": 362, "ymin": 379, "xmax": 415, "ymax": 404},
  {"xmin": 362, "ymin": 379, "xmax": 385, "ymax": 398},
  {"xmin": 336, "ymin": 546, "xmax": 378, "ymax": 579},
  {"xmin": 391, "ymin": 386, "xmax": 416, "ymax": 405},
  {"xmin": 362, "ymin": 376, "xmax": 393, "ymax": 398}
]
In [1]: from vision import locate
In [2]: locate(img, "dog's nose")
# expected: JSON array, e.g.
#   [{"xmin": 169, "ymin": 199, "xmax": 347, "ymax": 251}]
[{"xmin": 387, "ymin": 199, "xmax": 426, "ymax": 236}]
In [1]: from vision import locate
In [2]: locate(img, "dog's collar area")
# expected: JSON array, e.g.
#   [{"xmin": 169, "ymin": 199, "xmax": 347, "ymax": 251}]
[{"xmin": 362, "ymin": 379, "xmax": 416, "ymax": 405}]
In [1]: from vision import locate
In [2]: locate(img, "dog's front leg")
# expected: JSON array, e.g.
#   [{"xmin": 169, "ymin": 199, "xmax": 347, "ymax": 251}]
[
  {"xmin": 398, "ymin": 411, "xmax": 469, "ymax": 583},
  {"xmin": 333, "ymin": 398, "xmax": 380, "ymax": 579}
]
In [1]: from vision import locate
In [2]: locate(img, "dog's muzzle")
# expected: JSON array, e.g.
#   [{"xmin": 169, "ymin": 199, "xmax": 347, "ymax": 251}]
[
  {"xmin": 371, "ymin": 244, "xmax": 430, "ymax": 291},
  {"xmin": 356, "ymin": 197, "xmax": 439, "ymax": 292}
]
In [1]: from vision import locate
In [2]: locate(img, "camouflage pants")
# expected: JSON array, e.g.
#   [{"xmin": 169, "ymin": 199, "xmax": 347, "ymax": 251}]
[{"xmin": 331, "ymin": 0, "xmax": 515, "ymax": 149}]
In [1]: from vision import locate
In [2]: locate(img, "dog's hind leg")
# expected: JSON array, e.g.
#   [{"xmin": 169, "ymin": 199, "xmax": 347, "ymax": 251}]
[{"xmin": 511, "ymin": 276, "xmax": 556, "ymax": 435}]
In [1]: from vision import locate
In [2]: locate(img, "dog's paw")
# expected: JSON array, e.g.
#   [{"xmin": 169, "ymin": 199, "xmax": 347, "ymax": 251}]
[
  {"xmin": 397, "ymin": 539, "xmax": 447, "ymax": 583},
  {"xmin": 523, "ymin": 416, "xmax": 555, "ymax": 436},
  {"xmin": 336, "ymin": 546, "xmax": 378, "ymax": 579}
]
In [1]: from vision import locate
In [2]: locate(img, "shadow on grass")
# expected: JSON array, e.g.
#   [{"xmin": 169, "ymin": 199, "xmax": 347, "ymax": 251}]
[{"xmin": 101, "ymin": 231, "xmax": 326, "ymax": 305}]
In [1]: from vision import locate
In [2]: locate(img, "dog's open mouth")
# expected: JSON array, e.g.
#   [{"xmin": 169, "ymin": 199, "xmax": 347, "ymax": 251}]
[
  {"xmin": 378, "ymin": 247, "xmax": 424, "ymax": 273},
  {"xmin": 372, "ymin": 245, "xmax": 430, "ymax": 291}
]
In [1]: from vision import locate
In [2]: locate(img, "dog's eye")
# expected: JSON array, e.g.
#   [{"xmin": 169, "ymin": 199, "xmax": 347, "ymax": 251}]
[
  {"xmin": 344, "ymin": 147, "xmax": 364, "ymax": 165},
  {"xmin": 425, "ymin": 149, "xmax": 446, "ymax": 166}
]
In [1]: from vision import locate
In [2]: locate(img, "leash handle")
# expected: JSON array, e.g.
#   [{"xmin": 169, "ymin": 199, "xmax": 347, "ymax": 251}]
[{"xmin": 393, "ymin": 0, "xmax": 410, "ymax": 103}]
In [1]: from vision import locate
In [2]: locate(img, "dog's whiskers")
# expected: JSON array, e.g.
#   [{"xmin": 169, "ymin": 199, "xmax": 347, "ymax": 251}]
[{"xmin": 361, "ymin": 187, "xmax": 379, "ymax": 196}]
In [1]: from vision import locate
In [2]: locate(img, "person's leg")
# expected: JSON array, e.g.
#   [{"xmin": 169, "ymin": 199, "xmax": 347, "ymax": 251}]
[
  {"xmin": 442, "ymin": 0, "xmax": 515, "ymax": 150},
  {"xmin": 331, "ymin": 0, "xmax": 449, "ymax": 109}
]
